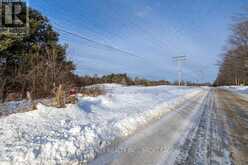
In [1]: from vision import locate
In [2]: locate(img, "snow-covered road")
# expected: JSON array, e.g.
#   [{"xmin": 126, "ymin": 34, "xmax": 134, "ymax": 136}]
[
  {"xmin": 90, "ymin": 88, "xmax": 248, "ymax": 165},
  {"xmin": 90, "ymin": 90, "xmax": 207, "ymax": 165}
]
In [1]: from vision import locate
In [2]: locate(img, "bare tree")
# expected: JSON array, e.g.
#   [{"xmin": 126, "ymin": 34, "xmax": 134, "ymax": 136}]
[{"xmin": 216, "ymin": 9, "xmax": 248, "ymax": 85}]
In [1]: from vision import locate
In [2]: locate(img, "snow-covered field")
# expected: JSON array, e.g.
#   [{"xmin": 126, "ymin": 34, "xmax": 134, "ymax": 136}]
[
  {"xmin": 0, "ymin": 84, "xmax": 203, "ymax": 164},
  {"xmin": 223, "ymin": 86, "xmax": 248, "ymax": 95}
]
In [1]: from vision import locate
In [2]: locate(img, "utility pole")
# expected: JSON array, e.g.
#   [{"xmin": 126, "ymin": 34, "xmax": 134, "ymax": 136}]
[{"xmin": 173, "ymin": 56, "xmax": 187, "ymax": 86}]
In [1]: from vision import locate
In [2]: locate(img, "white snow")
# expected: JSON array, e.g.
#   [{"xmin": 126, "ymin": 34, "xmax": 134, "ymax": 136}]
[
  {"xmin": 0, "ymin": 100, "xmax": 32, "ymax": 116},
  {"xmin": 0, "ymin": 84, "xmax": 203, "ymax": 164},
  {"xmin": 223, "ymin": 86, "xmax": 248, "ymax": 94}
]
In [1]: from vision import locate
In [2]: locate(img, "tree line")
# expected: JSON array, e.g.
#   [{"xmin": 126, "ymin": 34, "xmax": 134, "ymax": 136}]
[
  {"xmin": 75, "ymin": 73, "xmax": 170, "ymax": 87},
  {"xmin": 215, "ymin": 9, "xmax": 248, "ymax": 86}
]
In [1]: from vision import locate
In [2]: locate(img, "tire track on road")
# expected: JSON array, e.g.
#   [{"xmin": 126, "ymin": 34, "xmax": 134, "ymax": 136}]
[
  {"xmin": 90, "ymin": 90, "xmax": 208, "ymax": 165},
  {"xmin": 173, "ymin": 90, "xmax": 232, "ymax": 165}
]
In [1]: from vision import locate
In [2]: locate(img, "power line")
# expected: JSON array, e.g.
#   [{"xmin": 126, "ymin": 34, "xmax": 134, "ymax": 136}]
[
  {"xmin": 53, "ymin": 25, "xmax": 141, "ymax": 59},
  {"xmin": 41, "ymin": 1, "xmax": 206, "ymax": 81},
  {"xmin": 43, "ymin": 0, "xmax": 171, "ymax": 57},
  {"xmin": 40, "ymin": 1, "xmax": 147, "ymax": 59}
]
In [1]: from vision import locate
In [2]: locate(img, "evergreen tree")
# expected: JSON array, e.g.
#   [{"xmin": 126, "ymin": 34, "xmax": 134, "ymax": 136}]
[{"xmin": 0, "ymin": 8, "xmax": 75, "ymax": 101}]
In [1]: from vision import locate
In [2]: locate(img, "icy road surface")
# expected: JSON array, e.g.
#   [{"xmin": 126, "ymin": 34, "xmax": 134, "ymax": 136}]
[{"xmin": 90, "ymin": 88, "xmax": 248, "ymax": 165}]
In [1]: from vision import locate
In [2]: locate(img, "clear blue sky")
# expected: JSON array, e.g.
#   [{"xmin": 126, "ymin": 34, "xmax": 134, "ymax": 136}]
[{"xmin": 30, "ymin": 0, "xmax": 248, "ymax": 82}]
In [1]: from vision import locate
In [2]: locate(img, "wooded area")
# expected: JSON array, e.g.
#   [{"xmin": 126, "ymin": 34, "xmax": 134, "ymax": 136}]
[
  {"xmin": 0, "ymin": 7, "xmax": 76, "ymax": 102},
  {"xmin": 215, "ymin": 10, "xmax": 248, "ymax": 86}
]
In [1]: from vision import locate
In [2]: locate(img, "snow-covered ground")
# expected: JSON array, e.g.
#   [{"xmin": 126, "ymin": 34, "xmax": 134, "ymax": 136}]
[
  {"xmin": 0, "ymin": 84, "xmax": 203, "ymax": 164},
  {"xmin": 0, "ymin": 100, "xmax": 32, "ymax": 116},
  {"xmin": 223, "ymin": 86, "xmax": 248, "ymax": 95}
]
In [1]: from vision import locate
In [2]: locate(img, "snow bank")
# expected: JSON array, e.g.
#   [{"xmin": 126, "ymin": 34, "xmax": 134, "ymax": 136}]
[
  {"xmin": 223, "ymin": 86, "xmax": 248, "ymax": 94},
  {"xmin": 0, "ymin": 100, "xmax": 32, "ymax": 116},
  {"xmin": 0, "ymin": 84, "xmax": 203, "ymax": 164}
]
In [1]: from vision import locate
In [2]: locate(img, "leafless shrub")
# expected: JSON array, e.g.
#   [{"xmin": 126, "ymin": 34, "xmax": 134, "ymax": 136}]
[
  {"xmin": 80, "ymin": 86, "xmax": 105, "ymax": 97},
  {"xmin": 52, "ymin": 84, "xmax": 66, "ymax": 108}
]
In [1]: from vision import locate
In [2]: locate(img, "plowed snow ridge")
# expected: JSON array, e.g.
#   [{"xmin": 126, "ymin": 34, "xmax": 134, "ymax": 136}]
[{"xmin": 0, "ymin": 84, "xmax": 203, "ymax": 164}]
